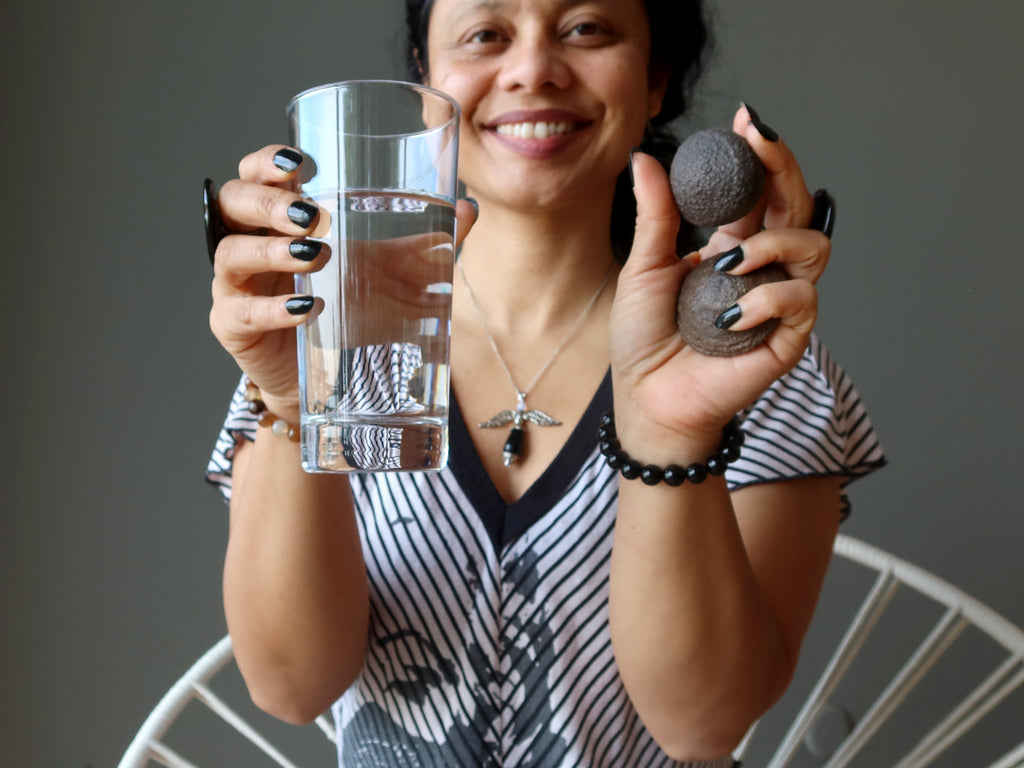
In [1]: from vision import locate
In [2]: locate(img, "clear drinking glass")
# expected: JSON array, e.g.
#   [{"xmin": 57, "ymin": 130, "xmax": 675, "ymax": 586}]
[{"xmin": 288, "ymin": 80, "xmax": 460, "ymax": 472}]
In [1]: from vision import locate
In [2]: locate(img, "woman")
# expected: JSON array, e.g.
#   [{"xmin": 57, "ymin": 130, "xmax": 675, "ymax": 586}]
[{"xmin": 206, "ymin": 0, "xmax": 884, "ymax": 764}]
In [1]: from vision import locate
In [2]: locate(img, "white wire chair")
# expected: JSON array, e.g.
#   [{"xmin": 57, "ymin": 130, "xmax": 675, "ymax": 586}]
[
  {"xmin": 118, "ymin": 534, "xmax": 1024, "ymax": 767},
  {"xmin": 117, "ymin": 633, "xmax": 338, "ymax": 768},
  {"xmin": 736, "ymin": 535, "xmax": 1024, "ymax": 767}
]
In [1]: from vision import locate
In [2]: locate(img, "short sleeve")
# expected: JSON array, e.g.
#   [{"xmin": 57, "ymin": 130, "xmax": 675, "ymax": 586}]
[
  {"xmin": 205, "ymin": 374, "xmax": 257, "ymax": 503},
  {"xmin": 725, "ymin": 334, "xmax": 886, "ymax": 517}
]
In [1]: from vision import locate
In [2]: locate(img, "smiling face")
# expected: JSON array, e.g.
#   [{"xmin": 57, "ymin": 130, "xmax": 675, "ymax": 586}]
[{"xmin": 425, "ymin": 0, "xmax": 666, "ymax": 214}]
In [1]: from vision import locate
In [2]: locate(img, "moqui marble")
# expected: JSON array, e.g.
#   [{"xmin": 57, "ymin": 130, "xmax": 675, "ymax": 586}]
[
  {"xmin": 676, "ymin": 253, "xmax": 787, "ymax": 356},
  {"xmin": 672, "ymin": 126, "xmax": 781, "ymax": 355},
  {"xmin": 670, "ymin": 128, "xmax": 765, "ymax": 227}
]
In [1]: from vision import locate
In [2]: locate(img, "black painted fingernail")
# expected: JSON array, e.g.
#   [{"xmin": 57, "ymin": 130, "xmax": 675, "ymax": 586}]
[
  {"xmin": 289, "ymin": 239, "xmax": 323, "ymax": 261},
  {"xmin": 809, "ymin": 188, "xmax": 836, "ymax": 239},
  {"xmin": 464, "ymin": 197, "xmax": 479, "ymax": 215},
  {"xmin": 273, "ymin": 148, "xmax": 303, "ymax": 172},
  {"xmin": 287, "ymin": 200, "xmax": 319, "ymax": 228},
  {"xmin": 715, "ymin": 304, "xmax": 743, "ymax": 330},
  {"xmin": 743, "ymin": 103, "xmax": 780, "ymax": 142},
  {"xmin": 285, "ymin": 295, "xmax": 315, "ymax": 315},
  {"xmin": 714, "ymin": 246, "xmax": 745, "ymax": 272}
]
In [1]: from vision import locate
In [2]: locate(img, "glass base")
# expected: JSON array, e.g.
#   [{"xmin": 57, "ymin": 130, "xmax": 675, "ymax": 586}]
[{"xmin": 300, "ymin": 416, "xmax": 448, "ymax": 473}]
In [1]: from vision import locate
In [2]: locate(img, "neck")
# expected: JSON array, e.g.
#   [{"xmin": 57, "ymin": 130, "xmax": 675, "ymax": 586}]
[{"xmin": 455, "ymin": 199, "xmax": 619, "ymax": 335}]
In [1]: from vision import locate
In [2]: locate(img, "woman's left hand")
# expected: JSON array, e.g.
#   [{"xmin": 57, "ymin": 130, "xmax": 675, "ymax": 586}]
[{"xmin": 610, "ymin": 105, "xmax": 831, "ymax": 447}]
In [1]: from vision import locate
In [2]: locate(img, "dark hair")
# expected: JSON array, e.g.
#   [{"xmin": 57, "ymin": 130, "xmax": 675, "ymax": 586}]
[{"xmin": 404, "ymin": 0, "xmax": 712, "ymax": 259}]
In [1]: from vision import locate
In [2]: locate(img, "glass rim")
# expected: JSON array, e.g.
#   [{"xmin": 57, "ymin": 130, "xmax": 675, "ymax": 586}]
[{"xmin": 286, "ymin": 79, "xmax": 461, "ymax": 136}]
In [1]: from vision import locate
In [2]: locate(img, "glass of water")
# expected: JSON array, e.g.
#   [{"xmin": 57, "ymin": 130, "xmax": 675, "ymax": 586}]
[{"xmin": 288, "ymin": 80, "xmax": 460, "ymax": 472}]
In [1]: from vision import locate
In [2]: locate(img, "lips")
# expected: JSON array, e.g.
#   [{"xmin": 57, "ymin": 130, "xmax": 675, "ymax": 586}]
[
  {"xmin": 495, "ymin": 121, "xmax": 575, "ymax": 139},
  {"xmin": 485, "ymin": 109, "xmax": 591, "ymax": 158}
]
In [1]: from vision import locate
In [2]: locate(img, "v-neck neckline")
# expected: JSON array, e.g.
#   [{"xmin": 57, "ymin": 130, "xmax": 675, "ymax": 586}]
[{"xmin": 447, "ymin": 369, "xmax": 613, "ymax": 554}]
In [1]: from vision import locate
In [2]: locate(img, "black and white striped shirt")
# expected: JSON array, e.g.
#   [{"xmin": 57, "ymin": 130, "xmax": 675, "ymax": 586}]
[{"xmin": 207, "ymin": 334, "xmax": 885, "ymax": 768}]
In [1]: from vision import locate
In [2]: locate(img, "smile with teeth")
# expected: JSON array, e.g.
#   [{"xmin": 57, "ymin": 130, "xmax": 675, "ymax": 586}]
[{"xmin": 494, "ymin": 121, "xmax": 576, "ymax": 139}]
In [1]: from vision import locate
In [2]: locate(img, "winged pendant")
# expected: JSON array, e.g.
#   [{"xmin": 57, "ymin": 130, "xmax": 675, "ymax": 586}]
[{"xmin": 478, "ymin": 409, "xmax": 562, "ymax": 429}]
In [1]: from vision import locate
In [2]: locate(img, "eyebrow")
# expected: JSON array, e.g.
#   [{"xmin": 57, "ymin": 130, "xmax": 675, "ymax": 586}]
[{"xmin": 447, "ymin": 0, "xmax": 600, "ymax": 21}]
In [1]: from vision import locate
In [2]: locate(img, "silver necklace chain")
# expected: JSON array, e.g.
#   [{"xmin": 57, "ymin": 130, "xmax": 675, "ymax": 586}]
[{"xmin": 457, "ymin": 257, "xmax": 614, "ymax": 465}]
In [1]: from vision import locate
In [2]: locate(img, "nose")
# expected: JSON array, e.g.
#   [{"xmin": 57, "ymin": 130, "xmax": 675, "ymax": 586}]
[{"xmin": 496, "ymin": 32, "xmax": 572, "ymax": 92}]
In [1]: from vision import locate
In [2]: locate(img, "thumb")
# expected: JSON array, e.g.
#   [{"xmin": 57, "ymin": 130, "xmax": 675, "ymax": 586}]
[{"xmin": 624, "ymin": 151, "xmax": 683, "ymax": 276}]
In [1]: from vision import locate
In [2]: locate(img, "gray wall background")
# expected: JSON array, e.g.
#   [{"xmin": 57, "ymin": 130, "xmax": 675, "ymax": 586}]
[{"xmin": 2, "ymin": 1, "xmax": 1021, "ymax": 766}]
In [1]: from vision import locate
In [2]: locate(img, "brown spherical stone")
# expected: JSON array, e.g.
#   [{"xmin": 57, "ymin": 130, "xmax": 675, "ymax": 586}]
[
  {"xmin": 670, "ymin": 128, "xmax": 766, "ymax": 227},
  {"xmin": 676, "ymin": 252, "xmax": 787, "ymax": 356}
]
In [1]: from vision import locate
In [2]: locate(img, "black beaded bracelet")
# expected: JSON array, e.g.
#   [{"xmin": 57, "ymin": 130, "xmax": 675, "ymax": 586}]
[{"xmin": 598, "ymin": 411, "xmax": 744, "ymax": 486}]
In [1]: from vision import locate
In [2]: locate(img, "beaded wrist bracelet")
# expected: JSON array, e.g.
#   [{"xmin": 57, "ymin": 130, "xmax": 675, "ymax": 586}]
[
  {"xmin": 242, "ymin": 377, "xmax": 300, "ymax": 442},
  {"xmin": 598, "ymin": 411, "xmax": 744, "ymax": 486}
]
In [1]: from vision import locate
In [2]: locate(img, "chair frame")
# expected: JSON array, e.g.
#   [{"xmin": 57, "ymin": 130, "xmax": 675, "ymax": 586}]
[
  {"xmin": 118, "ymin": 534, "xmax": 1024, "ymax": 768},
  {"xmin": 739, "ymin": 535, "xmax": 1024, "ymax": 767},
  {"xmin": 117, "ymin": 635, "xmax": 336, "ymax": 768}
]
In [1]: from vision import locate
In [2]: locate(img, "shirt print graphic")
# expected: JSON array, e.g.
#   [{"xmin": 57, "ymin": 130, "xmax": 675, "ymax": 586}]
[{"xmin": 341, "ymin": 547, "xmax": 571, "ymax": 767}]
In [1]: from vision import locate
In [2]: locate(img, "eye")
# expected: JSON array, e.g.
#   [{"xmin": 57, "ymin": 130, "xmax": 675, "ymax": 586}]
[
  {"xmin": 567, "ymin": 21, "xmax": 603, "ymax": 37},
  {"xmin": 562, "ymin": 18, "xmax": 614, "ymax": 46},
  {"xmin": 465, "ymin": 26, "xmax": 505, "ymax": 45}
]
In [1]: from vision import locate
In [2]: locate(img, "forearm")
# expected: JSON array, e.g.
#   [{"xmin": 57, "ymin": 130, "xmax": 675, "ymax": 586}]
[
  {"xmin": 611, "ymin": 482, "xmax": 789, "ymax": 754},
  {"xmin": 223, "ymin": 418, "xmax": 369, "ymax": 723},
  {"xmin": 608, "ymin": 413, "xmax": 791, "ymax": 758}
]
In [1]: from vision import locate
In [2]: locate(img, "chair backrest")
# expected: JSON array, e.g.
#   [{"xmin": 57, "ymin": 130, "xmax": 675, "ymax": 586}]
[
  {"xmin": 737, "ymin": 535, "xmax": 1024, "ymax": 767},
  {"xmin": 117, "ymin": 634, "xmax": 338, "ymax": 768},
  {"xmin": 119, "ymin": 535, "xmax": 1024, "ymax": 767}
]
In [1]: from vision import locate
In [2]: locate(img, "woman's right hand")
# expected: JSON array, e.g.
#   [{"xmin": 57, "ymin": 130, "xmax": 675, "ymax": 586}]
[
  {"xmin": 209, "ymin": 145, "xmax": 332, "ymax": 405},
  {"xmin": 210, "ymin": 144, "xmax": 479, "ymax": 408}
]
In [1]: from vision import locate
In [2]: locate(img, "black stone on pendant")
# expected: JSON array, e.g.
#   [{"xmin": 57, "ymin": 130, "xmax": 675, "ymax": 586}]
[{"xmin": 503, "ymin": 426, "xmax": 525, "ymax": 466}]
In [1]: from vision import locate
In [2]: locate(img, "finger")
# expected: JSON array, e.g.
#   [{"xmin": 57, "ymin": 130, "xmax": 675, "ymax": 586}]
[
  {"xmin": 213, "ymin": 234, "xmax": 331, "ymax": 283},
  {"xmin": 360, "ymin": 231, "xmax": 457, "ymax": 307},
  {"xmin": 622, "ymin": 152, "xmax": 683, "ymax": 276},
  {"xmin": 454, "ymin": 197, "xmax": 479, "ymax": 249},
  {"xmin": 210, "ymin": 293, "xmax": 321, "ymax": 343},
  {"xmin": 238, "ymin": 144, "xmax": 307, "ymax": 185},
  {"xmin": 612, "ymin": 153, "xmax": 695, "ymax": 352},
  {"xmin": 718, "ymin": 105, "xmax": 813, "ymax": 237},
  {"xmin": 218, "ymin": 179, "xmax": 330, "ymax": 237},
  {"xmin": 714, "ymin": 228, "xmax": 830, "ymax": 285},
  {"xmin": 717, "ymin": 278, "xmax": 818, "ymax": 339},
  {"xmin": 737, "ymin": 104, "xmax": 813, "ymax": 230},
  {"xmin": 700, "ymin": 228, "xmax": 744, "ymax": 262}
]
